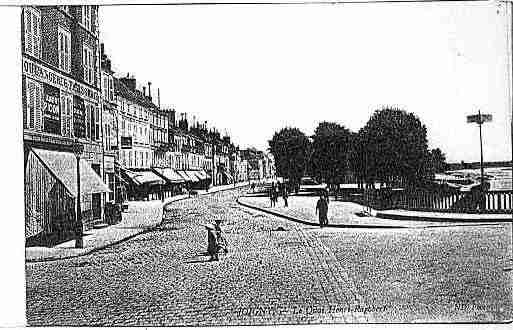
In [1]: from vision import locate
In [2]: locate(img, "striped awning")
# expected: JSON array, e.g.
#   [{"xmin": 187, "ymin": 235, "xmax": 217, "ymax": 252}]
[
  {"xmin": 222, "ymin": 171, "xmax": 234, "ymax": 184},
  {"xmin": 177, "ymin": 170, "xmax": 199, "ymax": 183},
  {"xmin": 194, "ymin": 170, "xmax": 210, "ymax": 181},
  {"xmin": 153, "ymin": 168, "xmax": 185, "ymax": 184},
  {"xmin": 185, "ymin": 170, "xmax": 203, "ymax": 182},
  {"xmin": 31, "ymin": 148, "xmax": 111, "ymax": 197},
  {"xmin": 132, "ymin": 170, "xmax": 165, "ymax": 185}
]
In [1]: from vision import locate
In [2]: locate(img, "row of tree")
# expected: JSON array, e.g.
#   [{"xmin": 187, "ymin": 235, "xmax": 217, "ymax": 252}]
[{"xmin": 268, "ymin": 107, "xmax": 447, "ymax": 189}]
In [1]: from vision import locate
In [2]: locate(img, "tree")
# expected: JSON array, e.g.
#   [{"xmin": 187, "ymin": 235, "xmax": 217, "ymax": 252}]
[
  {"xmin": 310, "ymin": 122, "xmax": 353, "ymax": 185},
  {"xmin": 355, "ymin": 107, "xmax": 431, "ymax": 187},
  {"xmin": 428, "ymin": 148, "xmax": 447, "ymax": 174},
  {"xmin": 268, "ymin": 127, "xmax": 310, "ymax": 188}
]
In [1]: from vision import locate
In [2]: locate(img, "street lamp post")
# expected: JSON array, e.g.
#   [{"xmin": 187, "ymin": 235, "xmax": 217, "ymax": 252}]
[{"xmin": 73, "ymin": 140, "xmax": 85, "ymax": 248}]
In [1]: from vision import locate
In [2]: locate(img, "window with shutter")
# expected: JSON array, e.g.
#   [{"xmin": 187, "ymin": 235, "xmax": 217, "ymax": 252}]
[
  {"xmin": 58, "ymin": 28, "xmax": 71, "ymax": 73},
  {"xmin": 24, "ymin": 9, "xmax": 32, "ymax": 55},
  {"xmin": 34, "ymin": 82, "xmax": 42, "ymax": 131},
  {"xmin": 73, "ymin": 96, "xmax": 86, "ymax": 138},
  {"xmin": 25, "ymin": 79, "xmax": 34, "ymax": 129},
  {"xmin": 89, "ymin": 51, "xmax": 93, "ymax": 84},
  {"xmin": 84, "ymin": 102, "xmax": 92, "ymax": 140},
  {"xmin": 82, "ymin": 45, "xmax": 94, "ymax": 85},
  {"xmin": 95, "ymin": 106, "xmax": 100, "ymax": 141},
  {"xmin": 109, "ymin": 77, "xmax": 114, "ymax": 101},
  {"xmin": 60, "ymin": 92, "xmax": 73, "ymax": 137},
  {"xmin": 32, "ymin": 10, "xmax": 40, "ymax": 59},
  {"xmin": 102, "ymin": 76, "xmax": 108, "ymax": 98}
]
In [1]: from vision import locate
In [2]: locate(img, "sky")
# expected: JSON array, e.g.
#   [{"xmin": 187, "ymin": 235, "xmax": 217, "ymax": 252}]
[{"xmin": 100, "ymin": 1, "xmax": 513, "ymax": 163}]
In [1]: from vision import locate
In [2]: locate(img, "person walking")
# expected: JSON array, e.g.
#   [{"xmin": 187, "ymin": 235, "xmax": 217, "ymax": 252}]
[
  {"xmin": 282, "ymin": 184, "xmax": 289, "ymax": 207},
  {"xmin": 316, "ymin": 194, "xmax": 329, "ymax": 227},
  {"xmin": 205, "ymin": 224, "xmax": 219, "ymax": 261},
  {"xmin": 269, "ymin": 182, "xmax": 275, "ymax": 207}
]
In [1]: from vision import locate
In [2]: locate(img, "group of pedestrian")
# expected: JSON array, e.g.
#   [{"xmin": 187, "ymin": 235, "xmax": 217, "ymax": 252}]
[
  {"xmin": 315, "ymin": 192, "xmax": 329, "ymax": 227},
  {"xmin": 268, "ymin": 181, "xmax": 289, "ymax": 207}
]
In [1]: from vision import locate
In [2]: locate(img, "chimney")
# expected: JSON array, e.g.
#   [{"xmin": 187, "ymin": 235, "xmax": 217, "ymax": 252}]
[
  {"xmin": 157, "ymin": 88, "xmax": 161, "ymax": 108},
  {"xmin": 142, "ymin": 86, "xmax": 146, "ymax": 96},
  {"xmin": 148, "ymin": 82, "xmax": 152, "ymax": 101}
]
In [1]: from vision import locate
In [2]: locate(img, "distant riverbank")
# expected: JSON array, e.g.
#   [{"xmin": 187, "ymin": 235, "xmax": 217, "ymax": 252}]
[{"xmin": 443, "ymin": 167, "xmax": 512, "ymax": 191}]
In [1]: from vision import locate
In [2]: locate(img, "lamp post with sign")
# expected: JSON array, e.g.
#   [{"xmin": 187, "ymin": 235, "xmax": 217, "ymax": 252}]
[
  {"xmin": 466, "ymin": 110, "xmax": 492, "ymax": 193},
  {"xmin": 73, "ymin": 140, "xmax": 84, "ymax": 248}
]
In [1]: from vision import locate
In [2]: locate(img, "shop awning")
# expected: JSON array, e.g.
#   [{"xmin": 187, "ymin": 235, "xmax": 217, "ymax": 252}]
[
  {"xmin": 222, "ymin": 171, "xmax": 234, "ymax": 183},
  {"xmin": 193, "ymin": 170, "xmax": 210, "ymax": 181},
  {"xmin": 185, "ymin": 170, "xmax": 203, "ymax": 182},
  {"xmin": 177, "ymin": 170, "xmax": 199, "ymax": 183},
  {"xmin": 131, "ymin": 170, "xmax": 165, "ymax": 185},
  {"xmin": 31, "ymin": 148, "xmax": 110, "ymax": 197},
  {"xmin": 153, "ymin": 168, "xmax": 185, "ymax": 184},
  {"xmin": 121, "ymin": 169, "xmax": 141, "ymax": 185}
]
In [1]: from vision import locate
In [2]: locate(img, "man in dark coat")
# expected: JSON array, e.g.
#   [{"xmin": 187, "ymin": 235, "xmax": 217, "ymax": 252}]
[
  {"xmin": 316, "ymin": 194, "xmax": 329, "ymax": 227},
  {"xmin": 269, "ymin": 182, "xmax": 276, "ymax": 207}
]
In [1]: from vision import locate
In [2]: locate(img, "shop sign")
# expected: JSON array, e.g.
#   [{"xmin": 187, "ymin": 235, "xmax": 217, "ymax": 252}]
[{"xmin": 22, "ymin": 56, "xmax": 99, "ymax": 104}]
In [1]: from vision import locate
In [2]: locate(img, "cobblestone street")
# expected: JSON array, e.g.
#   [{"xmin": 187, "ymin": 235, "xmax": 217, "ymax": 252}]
[{"xmin": 26, "ymin": 188, "xmax": 513, "ymax": 325}]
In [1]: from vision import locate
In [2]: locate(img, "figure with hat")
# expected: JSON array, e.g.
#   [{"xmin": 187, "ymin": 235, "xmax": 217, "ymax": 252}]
[
  {"xmin": 205, "ymin": 219, "xmax": 228, "ymax": 261},
  {"xmin": 316, "ymin": 193, "xmax": 329, "ymax": 228}
]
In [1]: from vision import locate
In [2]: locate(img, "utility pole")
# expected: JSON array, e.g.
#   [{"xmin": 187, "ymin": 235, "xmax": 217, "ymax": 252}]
[{"xmin": 467, "ymin": 110, "xmax": 492, "ymax": 189}]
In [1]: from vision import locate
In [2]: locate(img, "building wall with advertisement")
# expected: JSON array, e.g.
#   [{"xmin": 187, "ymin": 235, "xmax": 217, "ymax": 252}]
[{"xmin": 22, "ymin": 5, "xmax": 105, "ymax": 243}]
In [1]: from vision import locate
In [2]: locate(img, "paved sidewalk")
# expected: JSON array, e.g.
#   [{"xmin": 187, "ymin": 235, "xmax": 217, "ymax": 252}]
[
  {"xmin": 26, "ymin": 182, "xmax": 253, "ymax": 262},
  {"xmin": 238, "ymin": 195, "xmax": 509, "ymax": 228},
  {"xmin": 376, "ymin": 209, "xmax": 512, "ymax": 223}
]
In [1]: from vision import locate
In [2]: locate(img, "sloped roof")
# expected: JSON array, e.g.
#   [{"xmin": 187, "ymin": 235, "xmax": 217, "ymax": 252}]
[{"xmin": 114, "ymin": 78, "xmax": 159, "ymax": 110}]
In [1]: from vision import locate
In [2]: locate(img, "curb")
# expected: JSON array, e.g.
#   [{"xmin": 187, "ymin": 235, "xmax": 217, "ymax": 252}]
[
  {"xmin": 26, "ymin": 227, "xmax": 155, "ymax": 263},
  {"xmin": 375, "ymin": 211, "xmax": 513, "ymax": 223},
  {"xmin": 26, "ymin": 184, "xmax": 250, "ymax": 263},
  {"xmin": 236, "ymin": 197, "xmax": 407, "ymax": 229}
]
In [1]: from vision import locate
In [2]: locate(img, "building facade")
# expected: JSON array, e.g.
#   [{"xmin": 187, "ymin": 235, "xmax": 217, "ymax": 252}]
[
  {"xmin": 114, "ymin": 76, "xmax": 154, "ymax": 170},
  {"xmin": 100, "ymin": 44, "xmax": 118, "ymax": 204},
  {"xmin": 23, "ymin": 5, "xmax": 109, "ymax": 245}
]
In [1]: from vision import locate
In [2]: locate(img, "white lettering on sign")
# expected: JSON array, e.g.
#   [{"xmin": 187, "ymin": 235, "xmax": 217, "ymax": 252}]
[{"xmin": 22, "ymin": 56, "xmax": 99, "ymax": 104}]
